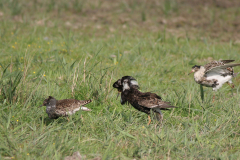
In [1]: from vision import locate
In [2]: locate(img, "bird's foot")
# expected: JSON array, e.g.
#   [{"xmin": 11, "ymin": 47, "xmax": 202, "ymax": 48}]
[
  {"xmin": 147, "ymin": 115, "xmax": 151, "ymax": 125},
  {"xmin": 212, "ymin": 94, "xmax": 215, "ymax": 103},
  {"xmin": 227, "ymin": 82, "xmax": 235, "ymax": 89}
]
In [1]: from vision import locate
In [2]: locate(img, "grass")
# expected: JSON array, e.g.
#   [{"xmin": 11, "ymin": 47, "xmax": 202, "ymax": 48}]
[{"xmin": 1, "ymin": 0, "xmax": 240, "ymax": 159}]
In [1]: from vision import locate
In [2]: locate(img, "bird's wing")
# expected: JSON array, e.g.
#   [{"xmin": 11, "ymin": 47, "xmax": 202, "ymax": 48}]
[
  {"xmin": 220, "ymin": 60, "xmax": 235, "ymax": 64},
  {"xmin": 205, "ymin": 63, "xmax": 240, "ymax": 73},
  {"xmin": 138, "ymin": 97, "xmax": 175, "ymax": 109},
  {"xmin": 204, "ymin": 61, "xmax": 224, "ymax": 73},
  {"xmin": 56, "ymin": 99, "xmax": 92, "ymax": 113},
  {"xmin": 56, "ymin": 99, "xmax": 79, "ymax": 110},
  {"xmin": 139, "ymin": 92, "xmax": 162, "ymax": 100},
  {"xmin": 153, "ymin": 93, "xmax": 162, "ymax": 100}
]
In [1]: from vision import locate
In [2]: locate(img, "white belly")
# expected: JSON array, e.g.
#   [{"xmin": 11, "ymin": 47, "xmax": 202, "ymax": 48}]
[
  {"xmin": 67, "ymin": 107, "xmax": 80, "ymax": 115},
  {"xmin": 206, "ymin": 73, "xmax": 232, "ymax": 91}
]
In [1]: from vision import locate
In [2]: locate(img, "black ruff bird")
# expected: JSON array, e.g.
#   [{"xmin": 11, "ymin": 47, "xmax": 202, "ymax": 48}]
[
  {"xmin": 189, "ymin": 60, "xmax": 240, "ymax": 91},
  {"xmin": 39, "ymin": 96, "xmax": 92, "ymax": 119},
  {"xmin": 113, "ymin": 76, "xmax": 176, "ymax": 125}
]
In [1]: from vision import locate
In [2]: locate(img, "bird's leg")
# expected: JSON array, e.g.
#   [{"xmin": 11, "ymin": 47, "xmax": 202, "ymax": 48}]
[
  {"xmin": 147, "ymin": 115, "xmax": 151, "ymax": 125},
  {"xmin": 116, "ymin": 91, "xmax": 121, "ymax": 100},
  {"xmin": 200, "ymin": 85, "xmax": 204, "ymax": 102},
  {"xmin": 154, "ymin": 112, "xmax": 163, "ymax": 123},
  {"xmin": 212, "ymin": 94, "xmax": 215, "ymax": 103},
  {"xmin": 67, "ymin": 116, "xmax": 70, "ymax": 122},
  {"xmin": 227, "ymin": 82, "xmax": 235, "ymax": 89},
  {"xmin": 159, "ymin": 114, "xmax": 163, "ymax": 123}
]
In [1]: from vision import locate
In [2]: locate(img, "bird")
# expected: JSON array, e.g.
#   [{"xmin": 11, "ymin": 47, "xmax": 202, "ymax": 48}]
[
  {"xmin": 39, "ymin": 96, "xmax": 92, "ymax": 119},
  {"xmin": 189, "ymin": 60, "xmax": 240, "ymax": 91},
  {"xmin": 113, "ymin": 76, "xmax": 176, "ymax": 125}
]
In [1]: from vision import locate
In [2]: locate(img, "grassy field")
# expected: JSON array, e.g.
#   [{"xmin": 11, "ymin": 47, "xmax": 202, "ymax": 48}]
[{"xmin": 1, "ymin": 0, "xmax": 240, "ymax": 159}]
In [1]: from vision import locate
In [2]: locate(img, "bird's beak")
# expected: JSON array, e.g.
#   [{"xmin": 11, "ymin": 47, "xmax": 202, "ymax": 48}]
[
  {"xmin": 116, "ymin": 90, "xmax": 121, "ymax": 100},
  {"xmin": 38, "ymin": 105, "xmax": 43, "ymax": 108},
  {"xmin": 188, "ymin": 70, "xmax": 194, "ymax": 75}
]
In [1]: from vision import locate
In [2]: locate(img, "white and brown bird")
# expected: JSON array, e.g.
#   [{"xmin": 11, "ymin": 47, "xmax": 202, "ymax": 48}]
[
  {"xmin": 189, "ymin": 60, "xmax": 240, "ymax": 91},
  {"xmin": 39, "ymin": 96, "xmax": 92, "ymax": 119},
  {"xmin": 113, "ymin": 76, "xmax": 176, "ymax": 125}
]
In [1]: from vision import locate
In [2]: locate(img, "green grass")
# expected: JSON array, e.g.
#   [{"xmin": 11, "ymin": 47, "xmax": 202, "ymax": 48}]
[{"xmin": 1, "ymin": 0, "xmax": 240, "ymax": 159}]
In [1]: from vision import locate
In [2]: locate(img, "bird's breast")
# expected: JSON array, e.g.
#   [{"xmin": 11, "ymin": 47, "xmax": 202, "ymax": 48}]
[{"xmin": 46, "ymin": 105, "xmax": 56, "ymax": 114}]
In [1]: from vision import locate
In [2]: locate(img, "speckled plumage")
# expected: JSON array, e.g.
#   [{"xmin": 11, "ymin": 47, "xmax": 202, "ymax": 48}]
[
  {"xmin": 39, "ymin": 96, "xmax": 92, "ymax": 119},
  {"xmin": 204, "ymin": 60, "xmax": 235, "ymax": 72},
  {"xmin": 113, "ymin": 76, "xmax": 176, "ymax": 122},
  {"xmin": 189, "ymin": 60, "xmax": 240, "ymax": 91}
]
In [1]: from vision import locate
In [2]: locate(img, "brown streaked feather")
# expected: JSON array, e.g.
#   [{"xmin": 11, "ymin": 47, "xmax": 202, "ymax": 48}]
[
  {"xmin": 205, "ymin": 63, "xmax": 240, "ymax": 73},
  {"xmin": 137, "ymin": 93, "xmax": 173, "ymax": 109},
  {"xmin": 122, "ymin": 88, "xmax": 176, "ymax": 114},
  {"xmin": 138, "ymin": 92, "xmax": 162, "ymax": 100},
  {"xmin": 204, "ymin": 60, "xmax": 239, "ymax": 73},
  {"xmin": 220, "ymin": 60, "xmax": 235, "ymax": 64},
  {"xmin": 218, "ymin": 63, "xmax": 240, "ymax": 68},
  {"xmin": 56, "ymin": 99, "xmax": 92, "ymax": 110},
  {"xmin": 204, "ymin": 60, "xmax": 225, "ymax": 72},
  {"xmin": 138, "ymin": 98, "xmax": 176, "ymax": 109},
  {"xmin": 77, "ymin": 99, "xmax": 92, "ymax": 106}
]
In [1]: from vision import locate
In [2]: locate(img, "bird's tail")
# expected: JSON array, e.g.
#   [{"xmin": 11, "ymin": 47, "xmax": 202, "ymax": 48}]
[
  {"xmin": 79, "ymin": 99, "xmax": 92, "ymax": 105},
  {"xmin": 221, "ymin": 63, "xmax": 240, "ymax": 68},
  {"xmin": 79, "ymin": 99, "xmax": 92, "ymax": 111},
  {"xmin": 80, "ymin": 106, "xmax": 92, "ymax": 111},
  {"xmin": 160, "ymin": 104, "xmax": 177, "ymax": 109},
  {"xmin": 220, "ymin": 60, "xmax": 235, "ymax": 64}
]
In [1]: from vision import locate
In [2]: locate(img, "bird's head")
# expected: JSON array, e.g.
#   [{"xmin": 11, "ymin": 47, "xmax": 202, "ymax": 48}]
[
  {"xmin": 113, "ymin": 76, "xmax": 139, "ymax": 99},
  {"xmin": 39, "ymin": 96, "xmax": 56, "ymax": 107},
  {"xmin": 188, "ymin": 65, "xmax": 201, "ymax": 75},
  {"xmin": 113, "ymin": 78, "xmax": 123, "ymax": 92},
  {"xmin": 121, "ymin": 76, "xmax": 139, "ymax": 91}
]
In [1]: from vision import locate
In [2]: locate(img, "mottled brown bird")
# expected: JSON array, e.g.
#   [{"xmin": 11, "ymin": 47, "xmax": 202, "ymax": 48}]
[
  {"xmin": 39, "ymin": 96, "xmax": 92, "ymax": 119},
  {"xmin": 189, "ymin": 60, "xmax": 240, "ymax": 91},
  {"xmin": 113, "ymin": 76, "xmax": 176, "ymax": 125}
]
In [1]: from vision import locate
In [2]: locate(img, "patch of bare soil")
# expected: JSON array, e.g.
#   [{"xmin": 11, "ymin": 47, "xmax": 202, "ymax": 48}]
[
  {"xmin": 64, "ymin": 0, "xmax": 240, "ymax": 41},
  {"xmin": 7, "ymin": 0, "xmax": 240, "ymax": 41},
  {"xmin": 181, "ymin": 0, "xmax": 240, "ymax": 9}
]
